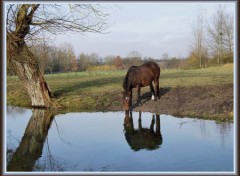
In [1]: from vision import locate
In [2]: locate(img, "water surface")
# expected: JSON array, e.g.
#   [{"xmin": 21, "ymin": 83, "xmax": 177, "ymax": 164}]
[{"xmin": 6, "ymin": 106, "xmax": 234, "ymax": 172}]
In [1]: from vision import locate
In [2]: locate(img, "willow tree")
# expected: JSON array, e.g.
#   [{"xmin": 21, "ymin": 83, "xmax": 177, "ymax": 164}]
[{"xmin": 6, "ymin": 4, "xmax": 109, "ymax": 108}]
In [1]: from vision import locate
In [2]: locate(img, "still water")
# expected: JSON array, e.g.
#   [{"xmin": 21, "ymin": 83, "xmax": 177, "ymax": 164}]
[{"xmin": 6, "ymin": 106, "xmax": 234, "ymax": 173}]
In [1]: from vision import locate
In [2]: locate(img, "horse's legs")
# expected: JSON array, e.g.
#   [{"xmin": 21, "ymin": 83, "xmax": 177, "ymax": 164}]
[
  {"xmin": 154, "ymin": 78, "xmax": 160, "ymax": 99},
  {"xmin": 129, "ymin": 89, "xmax": 133, "ymax": 109},
  {"xmin": 137, "ymin": 85, "xmax": 142, "ymax": 106},
  {"xmin": 149, "ymin": 83, "xmax": 155, "ymax": 100}
]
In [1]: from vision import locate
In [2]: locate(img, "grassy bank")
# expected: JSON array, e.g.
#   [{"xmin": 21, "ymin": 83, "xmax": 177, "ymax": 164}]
[{"xmin": 7, "ymin": 64, "xmax": 234, "ymax": 115}]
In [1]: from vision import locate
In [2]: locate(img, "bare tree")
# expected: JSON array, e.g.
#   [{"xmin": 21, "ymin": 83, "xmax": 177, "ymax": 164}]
[
  {"xmin": 207, "ymin": 5, "xmax": 234, "ymax": 64},
  {"xmin": 190, "ymin": 6, "xmax": 206, "ymax": 68},
  {"xmin": 71, "ymin": 56, "xmax": 78, "ymax": 76},
  {"xmin": 29, "ymin": 37, "xmax": 53, "ymax": 74},
  {"xmin": 104, "ymin": 55, "xmax": 116, "ymax": 65},
  {"xmin": 59, "ymin": 43, "xmax": 76, "ymax": 72},
  {"xmin": 127, "ymin": 50, "xmax": 142, "ymax": 59},
  {"xmin": 89, "ymin": 52, "xmax": 100, "ymax": 66},
  {"xmin": 123, "ymin": 50, "xmax": 142, "ymax": 68},
  {"xmin": 6, "ymin": 4, "xmax": 110, "ymax": 108},
  {"xmin": 161, "ymin": 53, "xmax": 169, "ymax": 60}
]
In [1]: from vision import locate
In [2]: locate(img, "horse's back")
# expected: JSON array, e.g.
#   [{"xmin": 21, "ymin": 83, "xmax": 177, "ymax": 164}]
[
  {"xmin": 141, "ymin": 61, "xmax": 160, "ymax": 78},
  {"xmin": 144, "ymin": 61, "xmax": 160, "ymax": 72},
  {"xmin": 124, "ymin": 61, "xmax": 160, "ymax": 88}
]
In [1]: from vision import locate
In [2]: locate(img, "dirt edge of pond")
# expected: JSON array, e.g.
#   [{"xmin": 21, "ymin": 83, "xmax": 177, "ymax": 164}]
[{"xmin": 103, "ymin": 83, "xmax": 234, "ymax": 122}]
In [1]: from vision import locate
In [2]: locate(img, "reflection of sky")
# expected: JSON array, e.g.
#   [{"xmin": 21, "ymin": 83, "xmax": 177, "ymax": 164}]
[
  {"xmin": 54, "ymin": 2, "xmax": 235, "ymax": 59},
  {"xmin": 6, "ymin": 108, "xmax": 234, "ymax": 172},
  {"xmin": 6, "ymin": 106, "xmax": 32, "ymax": 149}
]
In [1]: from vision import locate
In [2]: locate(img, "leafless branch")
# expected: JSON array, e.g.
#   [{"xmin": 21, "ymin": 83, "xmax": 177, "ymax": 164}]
[{"xmin": 6, "ymin": 3, "xmax": 110, "ymax": 42}]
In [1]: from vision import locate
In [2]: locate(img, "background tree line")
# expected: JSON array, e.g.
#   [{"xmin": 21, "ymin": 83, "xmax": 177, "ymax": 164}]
[{"xmin": 7, "ymin": 44, "xmax": 145, "ymax": 75}]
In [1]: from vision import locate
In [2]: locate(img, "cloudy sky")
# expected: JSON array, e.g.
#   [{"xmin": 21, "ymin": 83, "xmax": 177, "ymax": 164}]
[{"xmin": 54, "ymin": 2, "xmax": 235, "ymax": 59}]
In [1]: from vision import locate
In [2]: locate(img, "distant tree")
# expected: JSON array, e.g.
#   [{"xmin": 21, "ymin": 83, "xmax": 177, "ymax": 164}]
[
  {"xmin": 144, "ymin": 56, "xmax": 155, "ymax": 61},
  {"xmin": 161, "ymin": 53, "xmax": 169, "ymax": 60},
  {"xmin": 124, "ymin": 51, "xmax": 142, "ymax": 68},
  {"xmin": 29, "ymin": 40, "xmax": 47, "ymax": 74},
  {"xmin": 123, "ymin": 57, "xmax": 142, "ymax": 68},
  {"xmin": 78, "ymin": 53, "xmax": 89, "ymax": 71},
  {"xmin": 187, "ymin": 50, "xmax": 198, "ymax": 67},
  {"xmin": 89, "ymin": 52, "xmax": 100, "ymax": 66},
  {"xmin": 59, "ymin": 43, "xmax": 76, "ymax": 72},
  {"xmin": 190, "ymin": 6, "xmax": 207, "ymax": 68},
  {"xmin": 71, "ymin": 57, "xmax": 78, "ymax": 75},
  {"xmin": 161, "ymin": 53, "xmax": 170, "ymax": 70},
  {"xmin": 207, "ymin": 5, "xmax": 234, "ymax": 64},
  {"xmin": 113, "ymin": 56, "xmax": 124, "ymax": 69},
  {"xmin": 50, "ymin": 46, "xmax": 62, "ymax": 73},
  {"xmin": 187, "ymin": 46, "xmax": 209, "ymax": 68},
  {"xmin": 104, "ymin": 55, "xmax": 116, "ymax": 65},
  {"xmin": 168, "ymin": 57, "xmax": 178, "ymax": 69},
  {"xmin": 128, "ymin": 50, "xmax": 142, "ymax": 59},
  {"xmin": 44, "ymin": 45, "xmax": 58, "ymax": 74}
]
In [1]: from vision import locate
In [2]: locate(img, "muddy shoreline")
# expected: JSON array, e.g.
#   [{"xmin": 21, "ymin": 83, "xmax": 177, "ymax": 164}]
[{"xmin": 105, "ymin": 83, "xmax": 234, "ymax": 122}]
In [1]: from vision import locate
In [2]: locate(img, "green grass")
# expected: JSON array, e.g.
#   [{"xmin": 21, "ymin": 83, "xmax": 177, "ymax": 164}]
[
  {"xmin": 7, "ymin": 64, "xmax": 234, "ymax": 111},
  {"xmin": 160, "ymin": 64, "xmax": 233, "ymax": 87}
]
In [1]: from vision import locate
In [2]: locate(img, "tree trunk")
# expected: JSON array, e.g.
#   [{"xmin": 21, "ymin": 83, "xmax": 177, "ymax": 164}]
[
  {"xmin": 7, "ymin": 33, "xmax": 54, "ymax": 108},
  {"xmin": 6, "ymin": 5, "xmax": 56, "ymax": 108}
]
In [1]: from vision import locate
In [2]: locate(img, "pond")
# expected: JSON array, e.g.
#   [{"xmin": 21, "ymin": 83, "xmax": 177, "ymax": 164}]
[{"xmin": 5, "ymin": 106, "xmax": 234, "ymax": 173}]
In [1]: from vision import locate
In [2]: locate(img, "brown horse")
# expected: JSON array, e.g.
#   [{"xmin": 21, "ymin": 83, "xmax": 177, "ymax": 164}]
[{"xmin": 122, "ymin": 61, "xmax": 160, "ymax": 111}]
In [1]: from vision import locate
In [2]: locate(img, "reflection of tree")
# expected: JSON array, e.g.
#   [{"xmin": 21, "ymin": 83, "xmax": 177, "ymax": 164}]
[
  {"xmin": 216, "ymin": 122, "xmax": 233, "ymax": 149},
  {"xmin": 123, "ymin": 111, "xmax": 163, "ymax": 151},
  {"xmin": 7, "ymin": 109, "xmax": 54, "ymax": 171},
  {"xmin": 34, "ymin": 137, "xmax": 66, "ymax": 171}
]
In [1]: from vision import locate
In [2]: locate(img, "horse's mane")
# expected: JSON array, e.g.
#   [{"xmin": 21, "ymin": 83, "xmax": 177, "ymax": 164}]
[
  {"xmin": 123, "ymin": 70, "xmax": 129, "ymax": 91},
  {"xmin": 123, "ymin": 66, "xmax": 138, "ymax": 93}
]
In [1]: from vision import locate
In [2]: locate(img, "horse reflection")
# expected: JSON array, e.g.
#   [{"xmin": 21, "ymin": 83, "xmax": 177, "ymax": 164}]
[
  {"xmin": 124, "ymin": 111, "xmax": 163, "ymax": 151},
  {"xmin": 7, "ymin": 109, "xmax": 54, "ymax": 171}
]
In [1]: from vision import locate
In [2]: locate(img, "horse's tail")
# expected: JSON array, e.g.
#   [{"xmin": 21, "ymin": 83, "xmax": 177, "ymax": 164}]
[{"xmin": 151, "ymin": 62, "xmax": 160, "ymax": 78}]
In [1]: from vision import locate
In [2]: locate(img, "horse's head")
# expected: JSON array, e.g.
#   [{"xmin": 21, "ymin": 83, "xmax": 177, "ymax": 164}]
[
  {"xmin": 123, "ymin": 70, "xmax": 133, "ymax": 111},
  {"xmin": 123, "ymin": 91, "xmax": 131, "ymax": 111}
]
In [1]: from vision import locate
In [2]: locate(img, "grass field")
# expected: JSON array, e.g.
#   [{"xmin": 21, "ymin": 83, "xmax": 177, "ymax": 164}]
[{"xmin": 7, "ymin": 64, "xmax": 234, "ymax": 112}]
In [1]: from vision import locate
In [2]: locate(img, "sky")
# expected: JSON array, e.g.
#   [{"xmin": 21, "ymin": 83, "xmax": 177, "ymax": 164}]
[{"xmin": 54, "ymin": 2, "xmax": 236, "ymax": 59}]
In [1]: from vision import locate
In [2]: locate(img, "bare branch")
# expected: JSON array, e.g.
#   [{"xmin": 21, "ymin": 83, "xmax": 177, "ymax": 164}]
[{"xmin": 6, "ymin": 3, "xmax": 110, "ymax": 42}]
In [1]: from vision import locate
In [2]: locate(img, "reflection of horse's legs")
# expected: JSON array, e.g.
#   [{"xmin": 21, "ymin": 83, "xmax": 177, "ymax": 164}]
[
  {"xmin": 138, "ymin": 112, "xmax": 142, "ymax": 132},
  {"xmin": 156, "ymin": 114, "xmax": 161, "ymax": 137},
  {"xmin": 149, "ymin": 83, "xmax": 155, "ymax": 100},
  {"xmin": 150, "ymin": 114, "xmax": 155, "ymax": 131},
  {"xmin": 137, "ymin": 85, "xmax": 142, "ymax": 106}
]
